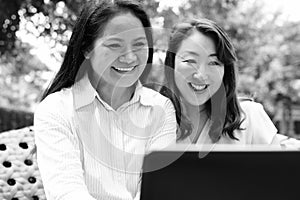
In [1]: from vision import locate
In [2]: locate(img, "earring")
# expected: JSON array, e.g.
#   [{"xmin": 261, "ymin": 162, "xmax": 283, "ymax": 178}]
[{"xmin": 84, "ymin": 52, "xmax": 90, "ymax": 59}]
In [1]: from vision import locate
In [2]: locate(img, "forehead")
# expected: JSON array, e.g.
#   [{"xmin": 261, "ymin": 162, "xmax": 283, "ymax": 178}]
[
  {"xmin": 102, "ymin": 12, "xmax": 146, "ymax": 38},
  {"xmin": 177, "ymin": 30, "xmax": 216, "ymax": 57}
]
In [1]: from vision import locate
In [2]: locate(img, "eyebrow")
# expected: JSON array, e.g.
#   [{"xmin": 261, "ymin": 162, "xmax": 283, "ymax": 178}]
[
  {"xmin": 134, "ymin": 36, "xmax": 147, "ymax": 41},
  {"xmin": 209, "ymin": 53, "xmax": 217, "ymax": 57},
  {"xmin": 181, "ymin": 51, "xmax": 200, "ymax": 57},
  {"xmin": 105, "ymin": 37, "xmax": 123, "ymax": 42},
  {"xmin": 105, "ymin": 36, "xmax": 147, "ymax": 42},
  {"xmin": 181, "ymin": 51, "xmax": 218, "ymax": 57}
]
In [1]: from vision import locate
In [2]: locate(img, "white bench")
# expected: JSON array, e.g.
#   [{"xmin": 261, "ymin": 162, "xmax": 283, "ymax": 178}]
[{"xmin": 0, "ymin": 127, "xmax": 46, "ymax": 200}]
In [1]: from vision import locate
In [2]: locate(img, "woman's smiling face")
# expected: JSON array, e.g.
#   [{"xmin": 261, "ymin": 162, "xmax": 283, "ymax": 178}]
[
  {"xmin": 88, "ymin": 12, "xmax": 149, "ymax": 88},
  {"xmin": 174, "ymin": 30, "xmax": 224, "ymax": 106}
]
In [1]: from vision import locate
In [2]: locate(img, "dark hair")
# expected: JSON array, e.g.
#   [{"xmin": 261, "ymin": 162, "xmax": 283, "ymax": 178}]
[
  {"xmin": 40, "ymin": 0, "xmax": 153, "ymax": 101},
  {"xmin": 160, "ymin": 18, "xmax": 244, "ymax": 142}
]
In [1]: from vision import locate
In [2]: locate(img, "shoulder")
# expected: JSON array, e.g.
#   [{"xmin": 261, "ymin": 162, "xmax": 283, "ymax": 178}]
[
  {"xmin": 239, "ymin": 98, "xmax": 262, "ymax": 111},
  {"xmin": 34, "ymin": 88, "xmax": 73, "ymax": 117},
  {"xmin": 238, "ymin": 99, "xmax": 268, "ymax": 125},
  {"xmin": 139, "ymin": 86, "xmax": 174, "ymax": 108},
  {"xmin": 238, "ymin": 98, "xmax": 267, "ymax": 118},
  {"xmin": 140, "ymin": 86, "xmax": 168, "ymax": 100},
  {"xmin": 237, "ymin": 99, "xmax": 277, "ymax": 144}
]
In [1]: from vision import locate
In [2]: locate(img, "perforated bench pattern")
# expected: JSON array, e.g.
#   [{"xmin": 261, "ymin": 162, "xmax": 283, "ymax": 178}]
[{"xmin": 0, "ymin": 127, "xmax": 46, "ymax": 200}]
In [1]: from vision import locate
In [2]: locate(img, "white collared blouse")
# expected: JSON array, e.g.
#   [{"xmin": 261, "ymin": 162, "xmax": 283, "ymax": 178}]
[
  {"xmin": 179, "ymin": 100, "xmax": 278, "ymax": 145},
  {"xmin": 34, "ymin": 75, "xmax": 177, "ymax": 200}
]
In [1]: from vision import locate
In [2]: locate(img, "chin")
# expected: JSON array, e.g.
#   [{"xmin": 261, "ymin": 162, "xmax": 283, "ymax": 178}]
[
  {"xmin": 115, "ymin": 79, "xmax": 138, "ymax": 88},
  {"xmin": 183, "ymin": 98, "xmax": 206, "ymax": 107},
  {"xmin": 191, "ymin": 101, "xmax": 206, "ymax": 107}
]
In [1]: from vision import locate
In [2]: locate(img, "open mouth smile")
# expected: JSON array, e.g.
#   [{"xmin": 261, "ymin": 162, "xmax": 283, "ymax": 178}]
[
  {"xmin": 112, "ymin": 65, "xmax": 137, "ymax": 73},
  {"xmin": 189, "ymin": 83, "xmax": 208, "ymax": 92}
]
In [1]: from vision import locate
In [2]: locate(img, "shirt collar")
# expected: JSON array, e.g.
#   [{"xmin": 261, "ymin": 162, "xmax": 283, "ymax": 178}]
[
  {"xmin": 130, "ymin": 81, "xmax": 154, "ymax": 107},
  {"xmin": 73, "ymin": 74, "xmax": 154, "ymax": 110},
  {"xmin": 73, "ymin": 73, "xmax": 98, "ymax": 110}
]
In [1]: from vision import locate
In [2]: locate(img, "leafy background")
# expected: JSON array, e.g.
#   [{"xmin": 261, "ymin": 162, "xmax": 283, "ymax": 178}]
[{"xmin": 0, "ymin": 0, "xmax": 299, "ymax": 136}]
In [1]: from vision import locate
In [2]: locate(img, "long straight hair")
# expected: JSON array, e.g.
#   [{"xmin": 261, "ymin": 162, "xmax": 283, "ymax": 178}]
[
  {"xmin": 40, "ymin": 0, "xmax": 153, "ymax": 101},
  {"xmin": 161, "ymin": 18, "xmax": 244, "ymax": 142}
]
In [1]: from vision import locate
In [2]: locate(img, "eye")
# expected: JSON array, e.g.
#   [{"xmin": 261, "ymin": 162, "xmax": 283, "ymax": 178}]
[
  {"xmin": 133, "ymin": 41, "xmax": 147, "ymax": 51},
  {"xmin": 105, "ymin": 43, "xmax": 122, "ymax": 49},
  {"xmin": 208, "ymin": 61, "xmax": 221, "ymax": 66},
  {"xmin": 134, "ymin": 42, "xmax": 146, "ymax": 47},
  {"xmin": 182, "ymin": 59, "xmax": 197, "ymax": 64}
]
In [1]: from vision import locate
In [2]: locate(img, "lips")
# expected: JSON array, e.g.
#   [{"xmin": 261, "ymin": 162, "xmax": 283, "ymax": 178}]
[
  {"xmin": 112, "ymin": 65, "xmax": 137, "ymax": 73},
  {"xmin": 189, "ymin": 82, "xmax": 208, "ymax": 92}
]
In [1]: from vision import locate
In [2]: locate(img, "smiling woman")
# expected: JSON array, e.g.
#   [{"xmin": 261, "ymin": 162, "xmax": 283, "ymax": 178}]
[
  {"xmin": 160, "ymin": 18, "xmax": 280, "ymax": 145},
  {"xmin": 33, "ymin": 0, "xmax": 176, "ymax": 200},
  {"xmin": 174, "ymin": 31, "xmax": 224, "ymax": 109},
  {"xmin": 86, "ymin": 13, "xmax": 149, "ymax": 102}
]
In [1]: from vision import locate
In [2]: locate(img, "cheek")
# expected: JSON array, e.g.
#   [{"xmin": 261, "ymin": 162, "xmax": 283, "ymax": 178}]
[
  {"xmin": 137, "ymin": 48, "xmax": 149, "ymax": 63},
  {"xmin": 208, "ymin": 66, "xmax": 224, "ymax": 83},
  {"xmin": 174, "ymin": 63, "xmax": 194, "ymax": 90},
  {"xmin": 216, "ymin": 67, "xmax": 225, "ymax": 82},
  {"xmin": 174, "ymin": 69, "xmax": 189, "ymax": 91},
  {"xmin": 174, "ymin": 63, "xmax": 193, "ymax": 78},
  {"xmin": 91, "ymin": 48, "xmax": 119, "ymax": 69},
  {"xmin": 103, "ymin": 49, "xmax": 120, "ymax": 62}
]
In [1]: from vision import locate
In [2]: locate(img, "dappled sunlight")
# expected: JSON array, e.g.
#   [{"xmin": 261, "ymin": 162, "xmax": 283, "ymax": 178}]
[{"xmin": 1, "ymin": 0, "xmax": 300, "ymax": 137}]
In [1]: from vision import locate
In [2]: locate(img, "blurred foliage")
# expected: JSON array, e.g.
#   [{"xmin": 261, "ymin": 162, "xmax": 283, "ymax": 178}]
[
  {"xmin": 0, "ymin": 0, "xmax": 82, "ymax": 111},
  {"xmin": 0, "ymin": 0, "xmax": 300, "ymax": 133},
  {"xmin": 0, "ymin": 0, "xmax": 22, "ymax": 54},
  {"xmin": 0, "ymin": 106, "xmax": 33, "ymax": 132},
  {"xmin": 0, "ymin": 41, "xmax": 48, "ymax": 111},
  {"xmin": 0, "ymin": 0, "xmax": 81, "ymax": 55}
]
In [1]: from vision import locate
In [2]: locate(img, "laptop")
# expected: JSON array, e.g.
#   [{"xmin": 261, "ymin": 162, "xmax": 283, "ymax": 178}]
[{"xmin": 140, "ymin": 144, "xmax": 300, "ymax": 200}]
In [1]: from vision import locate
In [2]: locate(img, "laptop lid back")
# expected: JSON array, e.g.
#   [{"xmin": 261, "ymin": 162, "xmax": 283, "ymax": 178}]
[{"xmin": 141, "ymin": 145, "xmax": 300, "ymax": 200}]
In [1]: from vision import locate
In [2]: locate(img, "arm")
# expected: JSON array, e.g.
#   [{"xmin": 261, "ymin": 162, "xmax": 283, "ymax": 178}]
[
  {"xmin": 34, "ymin": 101, "xmax": 96, "ymax": 200},
  {"xmin": 246, "ymin": 102, "xmax": 278, "ymax": 144},
  {"xmin": 272, "ymin": 134, "xmax": 300, "ymax": 149},
  {"xmin": 147, "ymin": 99, "xmax": 177, "ymax": 152},
  {"xmin": 133, "ymin": 99, "xmax": 176, "ymax": 200}
]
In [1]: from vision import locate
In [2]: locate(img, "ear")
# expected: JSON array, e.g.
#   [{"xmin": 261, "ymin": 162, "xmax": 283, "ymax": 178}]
[{"xmin": 84, "ymin": 51, "xmax": 91, "ymax": 59}]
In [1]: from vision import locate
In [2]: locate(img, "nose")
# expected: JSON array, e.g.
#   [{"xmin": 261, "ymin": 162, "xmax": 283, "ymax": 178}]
[
  {"xmin": 118, "ymin": 51, "xmax": 137, "ymax": 64},
  {"xmin": 192, "ymin": 65, "xmax": 207, "ymax": 80}
]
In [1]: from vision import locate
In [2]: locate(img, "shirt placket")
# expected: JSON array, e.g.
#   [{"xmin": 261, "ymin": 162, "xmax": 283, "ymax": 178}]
[
  {"xmin": 110, "ymin": 109, "xmax": 127, "ymax": 190},
  {"xmin": 117, "ymin": 105, "xmax": 137, "ymax": 196}
]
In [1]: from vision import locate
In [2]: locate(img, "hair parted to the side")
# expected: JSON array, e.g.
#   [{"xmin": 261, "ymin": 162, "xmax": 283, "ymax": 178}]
[
  {"xmin": 40, "ymin": 0, "xmax": 153, "ymax": 101},
  {"xmin": 160, "ymin": 18, "xmax": 244, "ymax": 142}
]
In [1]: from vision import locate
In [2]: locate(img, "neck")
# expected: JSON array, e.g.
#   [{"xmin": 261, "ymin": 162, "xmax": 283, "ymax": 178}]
[
  {"xmin": 180, "ymin": 97, "xmax": 207, "ymax": 121},
  {"xmin": 98, "ymin": 82, "xmax": 136, "ymax": 110},
  {"xmin": 180, "ymin": 98, "xmax": 209, "ymax": 143},
  {"xmin": 88, "ymin": 72, "xmax": 136, "ymax": 110}
]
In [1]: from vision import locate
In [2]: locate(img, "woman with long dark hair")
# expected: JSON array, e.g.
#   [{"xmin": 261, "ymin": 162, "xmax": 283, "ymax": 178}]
[
  {"xmin": 34, "ymin": 0, "xmax": 176, "ymax": 199},
  {"xmin": 160, "ymin": 18, "xmax": 278, "ymax": 145}
]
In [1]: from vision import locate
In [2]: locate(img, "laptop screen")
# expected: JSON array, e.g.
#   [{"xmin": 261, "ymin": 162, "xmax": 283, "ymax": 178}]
[{"xmin": 140, "ymin": 145, "xmax": 300, "ymax": 200}]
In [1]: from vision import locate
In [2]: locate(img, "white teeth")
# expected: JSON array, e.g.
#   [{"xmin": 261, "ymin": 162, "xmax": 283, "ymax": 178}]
[
  {"xmin": 190, "ymin": 83, "xmax": 207, "ymax": 91},
  {"xmin": 113, "ymin": 66, "xmax": 135, "ymax": 72}
]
